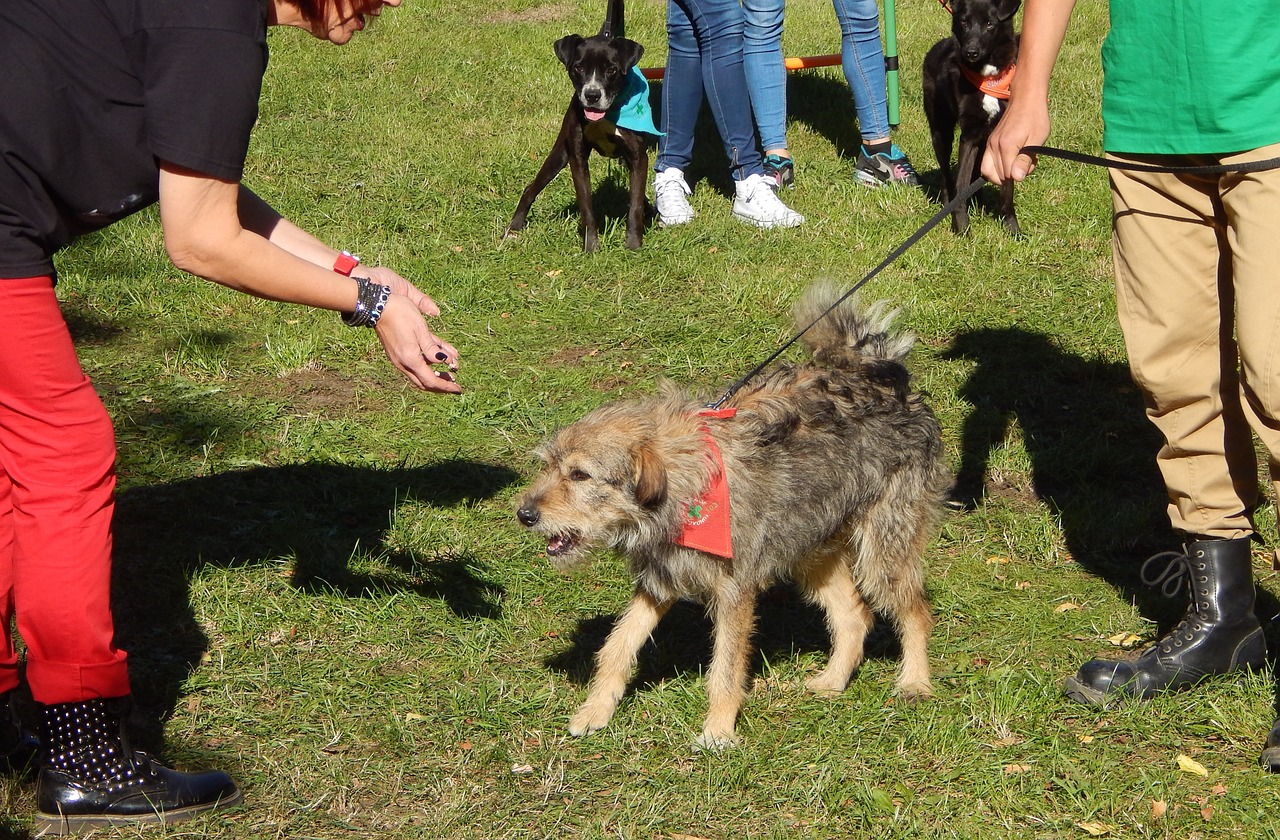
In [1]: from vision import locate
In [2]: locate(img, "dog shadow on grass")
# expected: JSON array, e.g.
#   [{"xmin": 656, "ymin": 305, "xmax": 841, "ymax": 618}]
[{"xmin": 942, "ymin": 326, "xmax": 1280, "ymax": 663}]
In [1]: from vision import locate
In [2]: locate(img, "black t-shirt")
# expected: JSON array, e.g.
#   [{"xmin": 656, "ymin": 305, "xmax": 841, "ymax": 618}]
[{"xmin": 0, "ymin": 0, "xmax": 269, "ymax": 277}]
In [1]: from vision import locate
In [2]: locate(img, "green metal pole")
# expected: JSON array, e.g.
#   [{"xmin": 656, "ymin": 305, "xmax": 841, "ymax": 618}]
[{"xmin": 884, "ymin": 0, "xmax": 900, "ymax": 127}]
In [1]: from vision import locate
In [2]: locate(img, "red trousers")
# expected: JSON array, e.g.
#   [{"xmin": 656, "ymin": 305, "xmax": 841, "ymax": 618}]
[{"xmin": 0, "ymin": 276, "xmax": 130, "ymax": 703}]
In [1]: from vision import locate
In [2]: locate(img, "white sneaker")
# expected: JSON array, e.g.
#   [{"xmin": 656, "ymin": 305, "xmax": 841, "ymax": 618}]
[
  {"xmin": 732, "ymin": 173, "xmax": 804, "ymax": 228},
  {"xmin": 654, "ymin": 168, "xmax": 695, "ymax": 226}
]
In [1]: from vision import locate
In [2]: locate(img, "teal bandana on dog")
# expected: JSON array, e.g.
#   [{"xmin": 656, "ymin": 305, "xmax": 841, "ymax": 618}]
[
  {"xmin": 608, "ymin": 66, "xmax": 662, "ymax": 137},
  {"xmin": 583, "ymin": 66, "xmax": 662, "ymax": 157}
]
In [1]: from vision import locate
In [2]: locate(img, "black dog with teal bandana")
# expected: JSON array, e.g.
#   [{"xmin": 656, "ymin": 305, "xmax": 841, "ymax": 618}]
[{"xmin": 505, "ymin": 0, "xmax": 659, "ymax": 252}]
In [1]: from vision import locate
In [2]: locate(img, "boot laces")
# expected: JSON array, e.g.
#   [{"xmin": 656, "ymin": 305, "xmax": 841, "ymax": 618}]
[{"xmin": 1139, "ymin": 548, "xmax": 1210, "ymax": 653}]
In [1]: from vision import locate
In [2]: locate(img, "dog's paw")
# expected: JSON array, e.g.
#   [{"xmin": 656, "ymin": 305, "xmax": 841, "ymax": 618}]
[
  {"xmin": 895, "ymin": 680, "xmax": 934, "ymax": 703},
  {"xmin": 805, "ymin": 670, "xmax": 851, "ymax": 696},
  {"xmin": 693, "ymin": 728, "xmax": 739, "ymax": 753},
  {"xmin": 568, "ymin": 701, "xmax": 616, "ymax": 737}
]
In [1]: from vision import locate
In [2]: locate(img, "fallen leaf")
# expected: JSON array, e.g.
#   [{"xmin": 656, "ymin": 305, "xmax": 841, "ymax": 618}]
[
  {"xmin": 1078, "ymin": 735, "xmax": 1095, "ymax": 744},
  {"xmin": 986, "ymin": 555, "xmax": 1010, "ymax": 564},
  {"xmin": 1055, "ymin": 602, "xmax": 1082, "ymax": 613},
  {"xmin": 546, "ymin": 269, "xmax": 562, "ymax": 278},
  {"xmin": 511, "ymin": 763, "xmax": 534, "ymax": 775},
  {"xmin": 1003, "ymin": 763, "xmax": 1032, "ymax": 774},
  {"xmin": 1016, "ymin": 581, "xmax": 1031, "ymax": 590},
  {"xmin": 1151, "ymin": 800, "xmax": 1167, "ymax": 819},
  {"xmin": 1107, "ymin": 632, "xmax": 1143, "ymax": 648},
  {"xmin": 993, "ymin": 735, "xmax": 1024, "ymax": 747},
  {"xmin": 1211, "ymin": 783, "xmax": 1228, "ymax": 796},
  {"xmin": 404, "ymin": 712, "xmax": 427, "ymax": 723},
  {"xmin": 1176, "ymin": 754, "xmax": 1209, "ymax": 776},
  {"xmin": 1075, "ymin": 820, "xmax": 1112, "ymax": 836}
]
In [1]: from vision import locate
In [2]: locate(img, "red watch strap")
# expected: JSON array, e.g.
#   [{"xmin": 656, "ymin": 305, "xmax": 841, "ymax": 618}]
[{"xmin": 333, "ymin": 251, "xmax": 360, "ymax": 276}]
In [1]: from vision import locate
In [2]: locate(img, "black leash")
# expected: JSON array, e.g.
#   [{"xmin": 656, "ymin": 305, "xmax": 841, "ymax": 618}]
[
  {"xmin": 706, "ymin": 175, "xmax": 987, "ymax": 410},
  {"xmin": 706, "ymin": 145, "xmax": 1280, "ymax": 411}
]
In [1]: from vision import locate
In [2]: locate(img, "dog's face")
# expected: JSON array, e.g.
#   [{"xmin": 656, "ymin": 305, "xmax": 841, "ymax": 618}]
[
  {"xmin": 950, "ymin": 0, "xmax": 1020, "ymax": 70},
  {"xmin": 554, "ymin": 33, "xmax": 645, "ymax": 122},
  {"xmin": 515, "ymin": 410, "xmax": 669, "ymax": 570}
]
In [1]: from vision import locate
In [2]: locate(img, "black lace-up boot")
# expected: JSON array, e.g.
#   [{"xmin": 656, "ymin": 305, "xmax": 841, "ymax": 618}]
[
  {"xmin": 0, "ymin": 690, "xmax": 37, "ymax": 775},
  {"xmin": 34, "ymin": 697, "xmax": 242, "ymax": 835},
  {"xmin": 1260, "ymin": 719, "xmax": 1280, "ymax": 772},
  {"xmin": 1063, "ymin": 536, "xmax": 1266, "ymax": 705}
]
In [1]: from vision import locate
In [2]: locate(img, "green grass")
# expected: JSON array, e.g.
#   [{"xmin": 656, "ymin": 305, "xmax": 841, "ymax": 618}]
[{"xmin": 9, "ymin": 0, "xmax": 1280, "ymax": 837}]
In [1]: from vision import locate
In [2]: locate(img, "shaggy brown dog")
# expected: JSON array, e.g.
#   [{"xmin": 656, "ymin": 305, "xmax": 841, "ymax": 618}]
[{"xmin": 516, "ymin": 285, "xmax": 950, "ymax": 748}]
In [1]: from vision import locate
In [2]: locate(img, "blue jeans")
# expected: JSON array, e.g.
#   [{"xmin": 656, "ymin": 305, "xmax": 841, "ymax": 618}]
[
  {"xmin": 657, "ymin": 0, "xmax": 763, "ymax": 180},
  {"xmin": 741, "ymin": 0, "xmax": 889, "ymax": 151}
]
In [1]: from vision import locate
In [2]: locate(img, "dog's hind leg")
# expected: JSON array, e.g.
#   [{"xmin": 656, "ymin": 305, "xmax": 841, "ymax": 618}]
[
  {"xmin": 798, "ymin": 546, "xmax": 874, "ymax": 695},
  {"xmin": 570, "ymin": 589, "xmax": 672, "ymax": 737},
  {"xmin": 696, "ymin": 583, "xmax": 759, "ymax": 751},
  {"xmin": 851, "ymin": 502, "xmax": 936, "ymax": 700}
]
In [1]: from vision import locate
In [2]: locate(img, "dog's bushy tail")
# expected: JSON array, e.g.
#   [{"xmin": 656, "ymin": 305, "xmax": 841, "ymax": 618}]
[{"xmin": 793, "ymin": 281, "xmax": 916, "ymax": 370}]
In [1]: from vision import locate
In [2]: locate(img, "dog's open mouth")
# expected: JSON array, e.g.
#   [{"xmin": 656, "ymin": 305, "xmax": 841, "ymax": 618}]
[
  {"xmin": 583, "ymin": 108, "xmax": 607, "ymax": 123},
  {"xmin": 546, "ymin": 531, "xmax": 580, "ymax": 557}
]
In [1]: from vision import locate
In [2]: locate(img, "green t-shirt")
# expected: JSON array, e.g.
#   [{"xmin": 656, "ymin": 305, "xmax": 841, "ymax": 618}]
[{"xmin": 1101, "ymin": 0, "xmax": 1280, "ymax": 154}]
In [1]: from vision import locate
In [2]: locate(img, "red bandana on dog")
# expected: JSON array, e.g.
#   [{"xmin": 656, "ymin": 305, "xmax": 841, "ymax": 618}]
[
  {"xmin": 960, "ymin": 62, "xmax": 1016, "ymax": 100},
  {"xmin": 674, "ymin": 408, "xmax": 737, "ymax": 559}
]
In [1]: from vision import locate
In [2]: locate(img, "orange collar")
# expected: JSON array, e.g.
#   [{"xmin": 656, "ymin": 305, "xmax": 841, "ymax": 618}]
[
  {"xmin": 960, "ymin": 62, "xmax": 1016, "ymax": 100},
  {"xmin": 673, "ymin": 408, "xmax": 736, "ymax": 559}
]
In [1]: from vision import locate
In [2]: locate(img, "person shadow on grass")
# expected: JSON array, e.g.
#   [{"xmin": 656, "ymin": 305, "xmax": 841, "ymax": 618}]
[
  {"xmin": 51, "ymin": 312, "xmax": 521, "ymax": 762},
  {"xmin": 942, "ymin": 325, "xmax": 1280, "ymax": 690}
]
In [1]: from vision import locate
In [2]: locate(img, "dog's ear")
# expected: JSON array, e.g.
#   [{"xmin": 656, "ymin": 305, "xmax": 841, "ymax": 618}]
[
  {"xmin": 613, "ymin": 37, "xmax": 644, "ymax": 71},
  {"xmin": 996, "ymin": 0, "xmax": 1021, "ymax": 21},
  {"xmin": 630, "ymin": 442, "xmax": 667, "ymax": 509},
  {"xmin": 554, "ymin": 34, "xmax": 584, "ymax": 69}
]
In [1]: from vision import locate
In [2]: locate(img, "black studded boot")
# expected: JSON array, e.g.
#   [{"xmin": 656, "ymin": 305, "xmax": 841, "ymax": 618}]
[
  {"xmin": 0, "ymin": 689, "xmax": 38, "ymax": 775},
  {"xmin": 34, "ymin": 697, "xmax": 242, "ymax": 836},
  {"xmin": 1063, "ymin": 536, "xmax": 1266, "ymax": 705}
]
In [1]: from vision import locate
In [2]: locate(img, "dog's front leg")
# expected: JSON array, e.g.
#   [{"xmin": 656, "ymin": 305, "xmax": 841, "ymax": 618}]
[
  {"xmin": 506, "ymin": 113, "xmax": 574, "ymax": 238},
  {"xmin": 621, "ymin": 135, "xmax": 649, "ymax": 250},
  {"xmin": 566, "ymin": 135, "xmax": 600, "ymax": 252},
  {"xmin": 999, "ymin": 178, "xmax": 1019, "ymax": 236},
  {"xmin": 696, "ymin": 585, "xmax": 758, "ymax": 751},
  {"xmin": 952, "ymin": 139, "xmax": 980, "ymax": 235},
  {"xmin": 570, "ymin": 589, "xmax": 672, "ymax": 736}
]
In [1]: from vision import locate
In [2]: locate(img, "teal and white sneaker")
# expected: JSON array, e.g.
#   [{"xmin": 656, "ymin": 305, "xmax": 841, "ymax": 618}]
[
  {"xmin": 763, "ymin": 153, "xmax": 795, "ymax": 190},
  {"xmin": 854, "ymin": 144, "xmax": 920, "ymax": 187}
]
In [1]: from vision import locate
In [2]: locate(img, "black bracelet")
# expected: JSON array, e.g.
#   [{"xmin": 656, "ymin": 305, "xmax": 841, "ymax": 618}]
[{"xmin": 342, "ymin": 276, "xmax": 392, "ymax": 328}]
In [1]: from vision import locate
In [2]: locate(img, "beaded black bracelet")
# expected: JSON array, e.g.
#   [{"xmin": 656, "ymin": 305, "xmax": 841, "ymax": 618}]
[{"xmin": 342, "ymin": 277, "xmax": 392, "ymax": 328}]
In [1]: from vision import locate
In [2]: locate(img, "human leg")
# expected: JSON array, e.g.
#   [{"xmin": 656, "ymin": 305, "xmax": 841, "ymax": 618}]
[
  {"xmin": 673, "ymin": 0, "xmax": 763, "ymax": 180},
  {"xmin": 1220, "ymin": 142, "xmax": 1280, "ymax": 770},
  {"xmin": 740, "ymin": 0, "xmax": 786, "ymax": 151},
  {"xmin": 0, "ymin": 277, "xmax": 129, "ymax": 703},
  {"xmin": 654, "ymin": 0, "xmax": 703, "ymax": 225},
  {"xmin": 1063, "ymin": 158, "xmax": 1266, "ymax": 706},
  {"xmin": 0, "ymin": 276, "xmax": 239, "ymax": 831},
  {"xmin": 830, "ymin": 0, "xmax": 918, "ymax": 186},
  {"xmin": 830, "ymin": 0, "xmax": 888, "ymax": 142},
  {"xmin": 1223, "ymin": 143, "xmax": 1280, "ymax": 516}
]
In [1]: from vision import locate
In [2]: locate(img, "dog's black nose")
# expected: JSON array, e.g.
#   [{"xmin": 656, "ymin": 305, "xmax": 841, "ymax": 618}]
[{"xmin": 517, "ymin": 506, "xmax": 540, "ymax": 527}]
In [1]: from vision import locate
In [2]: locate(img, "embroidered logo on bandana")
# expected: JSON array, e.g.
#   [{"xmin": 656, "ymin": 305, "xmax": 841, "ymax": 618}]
[
  {"xmin": 960, "ymin": 62, "xmax": 1016, "ymax": 100},
  {"xmin": 674, "ymin": 408, "xmax": 736, "ymax": 559}
]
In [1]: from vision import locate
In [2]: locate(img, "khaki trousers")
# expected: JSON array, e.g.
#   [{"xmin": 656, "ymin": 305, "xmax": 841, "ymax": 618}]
[{"xmin": 1110, "ymin": 143, "xmax": 1280, "ymax": 539}]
